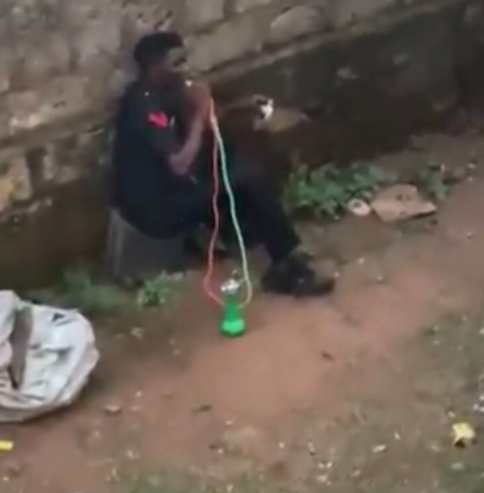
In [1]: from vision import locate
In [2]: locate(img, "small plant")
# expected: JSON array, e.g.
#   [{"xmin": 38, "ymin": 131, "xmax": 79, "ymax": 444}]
[
  {"xmin": 58, "ymin": 268, "xmax": 126, "ymax": 316},
  {"xmin": 136, "ymin": 272, "xmax": 184, "ymax": 309},
  {"xmin": 27, "ymin": 269, "xmax": 125, "ymax": 316},
  {"xmin": 413, "ymin": 162, "xmax": 450, "ymax": 201},
  {"xmin": 283, "ymin": 162, "xmax": 391, "ymax": 219}
]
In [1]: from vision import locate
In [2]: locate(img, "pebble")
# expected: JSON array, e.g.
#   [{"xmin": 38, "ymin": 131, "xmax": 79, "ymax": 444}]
[
  {"xmin": 451, "ymin": 462, "xmax": 465, "ymax": 472},
  {"xmin": 130, "ymin": 327, "xmax": 145, "ymax": 340},
  {"xmin": 104, "ymin": 404, "xmax": 123, "ymax": 416},
  {"xmin": 316, "ymin": 474, "xmax": 330, "ymax": 485},
  {"xmin": 307, "ymin": 442, "xmax": 316, "ymax": 455},
  {"xmin": 372, "ymin": 444, "xmax": 387, "ymax": 454}
]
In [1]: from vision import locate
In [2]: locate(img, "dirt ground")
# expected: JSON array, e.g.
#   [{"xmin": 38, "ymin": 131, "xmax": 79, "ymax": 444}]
[{"xmin": 3, "ymin": 130, "xmax": 484, "ymax": 493}]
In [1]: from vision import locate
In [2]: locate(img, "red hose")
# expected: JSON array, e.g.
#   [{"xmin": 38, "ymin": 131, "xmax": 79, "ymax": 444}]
[{"xmin": 202, "ymin": 106, "xmax": 223, "ymax": 305}]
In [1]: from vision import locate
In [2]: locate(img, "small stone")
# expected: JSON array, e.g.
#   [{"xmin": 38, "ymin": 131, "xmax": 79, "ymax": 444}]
[
  {"xmin": 193, "ymin": 404, "xmax": 213, "ymax": 414},
  {"xmin": 316, "ymin": 474, "xmax": 330, "ymax": 485},
  {"xmin": 430, "ymin": 444, "xmax": 442, "ymax": 453},
  {"xmin": 451, "ymin": 462, "xmax": 465, "ymax": 472},
  {"xmin": 372, "ymin": 444, "xmax": 387, "ymax": 454},
  {"xmin": 104, "ymin": 404, "xmax": 122, "ymax": 416},
  {"xmin": 321, "ymin": 351, "xmax": 335, "ymax": 362},
  {"xmin": 452, "ymin": 422, "xmax": 476, "ymax": 448},
  {"xmin": 130, "ymin": 327, "xmax": 144, "ymax": 340}
]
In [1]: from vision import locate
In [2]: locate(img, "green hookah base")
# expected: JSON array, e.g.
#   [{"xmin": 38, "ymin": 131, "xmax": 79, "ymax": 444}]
[{"xmin": 220, "ymin": 316, "xmax": 245, "ymax": 337}]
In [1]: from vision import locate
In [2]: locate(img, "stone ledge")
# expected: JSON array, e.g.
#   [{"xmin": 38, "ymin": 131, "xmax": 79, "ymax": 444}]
[{"xmin": 0, "ymin": 121, "xmax": 109, "ymax": 218}]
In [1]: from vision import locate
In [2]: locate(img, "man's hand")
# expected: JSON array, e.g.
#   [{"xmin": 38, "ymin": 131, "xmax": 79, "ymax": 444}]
[{"xmin": 186, "ymin": 81, "xmax": 212, "ymax": 122}]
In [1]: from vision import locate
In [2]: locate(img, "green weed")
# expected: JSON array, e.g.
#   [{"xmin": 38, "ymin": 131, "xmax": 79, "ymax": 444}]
[
  {"xmin": 283, "ymin": 162, "xmax": 392, "ymax": 219},
  {"xmin": 413, "ymin": 162, "xmax": 450, "ymax": 201},
  {"xmin": 136, "ymin": 272, "xmax": 184, "ymax": 309},
  {"xmin": 27, "ymin": 268, "xmax": 126, "ymax": 317},
  {"xmin": 60, "ymin": 269, "xmax": 126, "ymax": 316}
]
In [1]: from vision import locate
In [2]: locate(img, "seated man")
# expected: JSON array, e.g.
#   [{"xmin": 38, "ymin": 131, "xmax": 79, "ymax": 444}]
[{"xmin": 111, "ymin": 32, "xmax": 335, "ymax": 297}]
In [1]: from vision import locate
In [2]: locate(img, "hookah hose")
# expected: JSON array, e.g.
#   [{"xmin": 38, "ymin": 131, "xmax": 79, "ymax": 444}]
[{"xmin": 202, "ymin": 100, "xmax": 253, "ymax": 307}]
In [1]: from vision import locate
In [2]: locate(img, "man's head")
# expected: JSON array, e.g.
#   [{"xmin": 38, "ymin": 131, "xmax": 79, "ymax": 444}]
[{"xmin": 133, "ymin": 32, "xmax": 188, "ymax": 87}]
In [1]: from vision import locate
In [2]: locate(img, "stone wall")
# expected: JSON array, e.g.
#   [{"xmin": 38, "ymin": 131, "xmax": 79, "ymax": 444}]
[
  {"xmin": 0, "ymin": 0, "xmax": 428, "ymax": 146},
  {"xmin": 0, "ymin": 0, "xmax": 482, "ymax": 287}
]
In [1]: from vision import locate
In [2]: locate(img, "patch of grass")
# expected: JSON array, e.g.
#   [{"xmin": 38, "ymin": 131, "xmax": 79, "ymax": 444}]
[
  {"xmin": 27, "ymin": 268, "xmax": 126, "ymax": 317},
  {"xmin": 136, "ymin": 272, "xmax": 184, "ymax": 309},
  {"xmin": 283, "ymin": 162, "xmax": 392, "ymax": 220}
]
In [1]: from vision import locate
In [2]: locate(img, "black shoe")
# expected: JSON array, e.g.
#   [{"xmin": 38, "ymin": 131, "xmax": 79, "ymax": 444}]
[{"xmin": 262, "ymin": 254, "xmax": 335, "ymax": 297}]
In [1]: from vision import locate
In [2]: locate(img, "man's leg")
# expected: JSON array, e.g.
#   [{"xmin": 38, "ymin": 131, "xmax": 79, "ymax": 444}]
[
  {"xmin": 230, "ymin": 169, "xmax": 299, "ymax": 263},
  {"xmin": 228, "ymin": 159, "xmax": 335, "ymax": 297}
]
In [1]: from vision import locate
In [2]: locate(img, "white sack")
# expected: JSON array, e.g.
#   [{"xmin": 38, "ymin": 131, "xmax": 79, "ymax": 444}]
[{"xmin": 0, "ymin": 291, "xmax": 99, "ymax": 422}]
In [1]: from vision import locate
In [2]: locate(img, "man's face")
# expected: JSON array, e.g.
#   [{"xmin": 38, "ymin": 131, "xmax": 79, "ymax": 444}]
[{"xmin": 161, "ymin": 47, "xmax": 189, "ymax": 86}]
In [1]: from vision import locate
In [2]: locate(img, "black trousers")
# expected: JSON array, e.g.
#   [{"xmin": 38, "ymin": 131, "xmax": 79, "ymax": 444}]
[{"xmin": 165, "ymin": 157, "xmax": 300, "ymax": 263}]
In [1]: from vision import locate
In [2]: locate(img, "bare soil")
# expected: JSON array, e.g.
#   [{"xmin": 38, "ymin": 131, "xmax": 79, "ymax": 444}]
[{"xmin": 2, "ymin": 131, "xmax": 484, "ymax": 493}]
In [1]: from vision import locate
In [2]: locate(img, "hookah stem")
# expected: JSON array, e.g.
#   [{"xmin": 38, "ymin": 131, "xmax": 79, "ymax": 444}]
[{"xmin": 210, "ymin": 108, "xmax": 253, "ymax": 307}]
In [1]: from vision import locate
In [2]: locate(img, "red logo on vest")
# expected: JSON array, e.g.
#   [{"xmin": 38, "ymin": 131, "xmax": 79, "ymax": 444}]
[{"xmin": 148, "ymin": 112, "xmax": 169, "ymax": 128}]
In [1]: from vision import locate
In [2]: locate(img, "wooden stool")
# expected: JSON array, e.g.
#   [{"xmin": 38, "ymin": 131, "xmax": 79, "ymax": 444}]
[{"xmin": 105, "ymin": 209, "xmax": 186, "ymax": 281}]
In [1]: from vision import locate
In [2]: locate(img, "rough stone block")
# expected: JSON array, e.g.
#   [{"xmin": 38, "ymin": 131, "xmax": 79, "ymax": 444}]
[
  {"xmin": 26, "ymin": 129, "xmax": 107, "ymax": 190},
  {"xmin": 11, "ymin": 33, "xmax": 72, "ymax": 90},
  {"xmin": 267, "ymin": 5, "xmax": 329, "ymax": 44},
  {"xmin": 329, "ymin": 0, "xmax": 400, "ymax": 28},
  {"xmin": 217, "ymin": 1, "xmax": 460, "ymax": 163},
  {"xmin": 25, "ymin": 146, "xmax": 53, "ymax": 188},
  {"xmin": 0, "ymin": 153, "xmax": 32, "ymax": 213},
  {"xmin": 77, "ymin": 127, "xmax": 110, "ymax": 169},
  {"xmin": 0, "ymin": 52, "xmax": 11, "ymax": 94},
  {"xmin": 0, "ymin": 176, "xmax": 108, "ymax": 289},
  {"xmin": 233, "ymin": 0, "xmax": 273, "ymax": 14},
  {"xmin": 456, "ymin": 0, "xmax": 484, "ymax": 108},
  {"xmin": 120, "ymin": 0, "xmax": 174, "ymax": 47},
  {"xmin": 189, "ymin": 14, "xmax": 267, "ymax": 72},
  {"xmin": 6, "ymin": 76, "xmax": 90, "ymax": 138},
  {"xmin": 183, "ymin": 0, "xmax": 225, "ymax": 28},
  {"xmin": 106, "ymin": 209, "xmax": 186, "ymax": 280}
]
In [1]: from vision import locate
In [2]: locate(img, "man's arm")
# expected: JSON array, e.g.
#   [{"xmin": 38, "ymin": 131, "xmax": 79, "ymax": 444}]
[
  {"xmin": 131, "ymin": 85, "xmax": 210, "ymax": 176},
  {"xmin": 169, "ymin": 82, "xmax": 213, "ymax": 175},
  {"xmin": 168, "ymin": 113, "xmax": 205, "ymax": 176}
]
